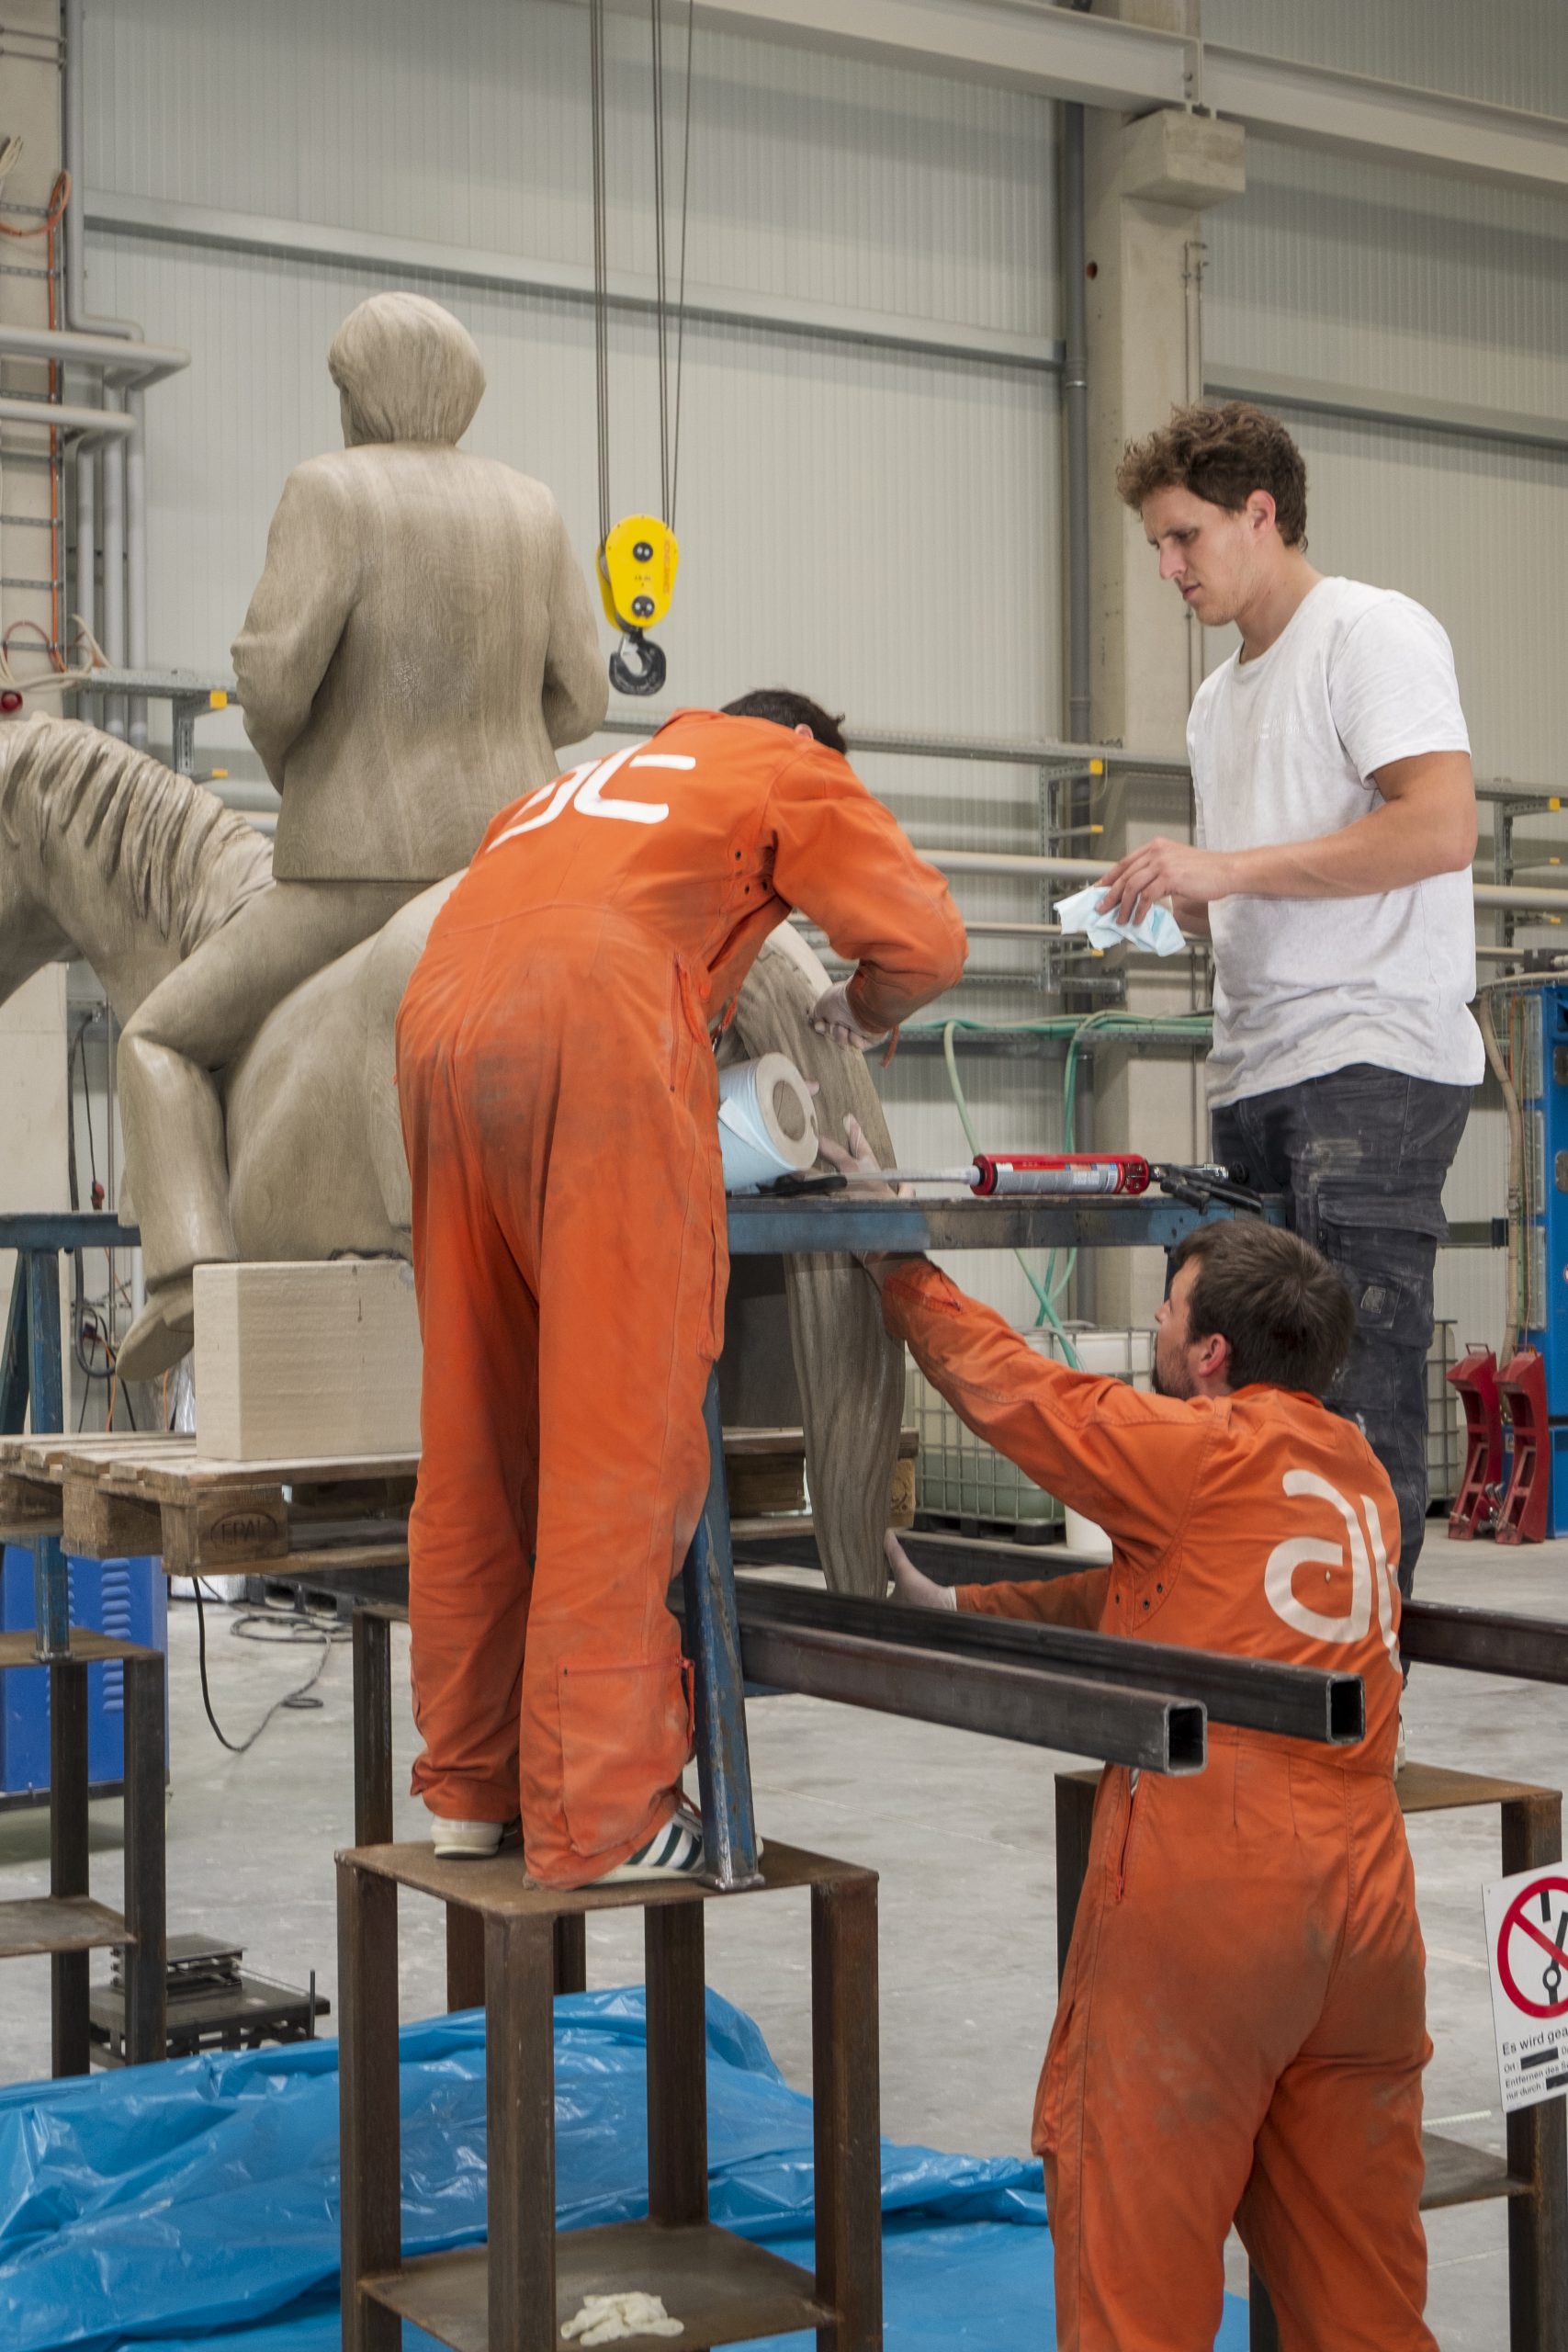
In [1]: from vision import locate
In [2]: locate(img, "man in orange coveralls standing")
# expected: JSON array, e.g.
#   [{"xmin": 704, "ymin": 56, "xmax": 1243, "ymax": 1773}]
[
  {"xmin": 395, "ymin": 693, "xmax": 966, "ymax": 1888},
  {"xmin": 828, "ymin": 1126, "xmax": 1433, "ymax": 2352}
]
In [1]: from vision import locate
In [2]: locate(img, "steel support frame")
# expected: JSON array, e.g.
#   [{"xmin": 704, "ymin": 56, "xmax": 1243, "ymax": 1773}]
[{"xmin": 732, "ymin": 1578, "xmax": 1363, "ymax": 1747}]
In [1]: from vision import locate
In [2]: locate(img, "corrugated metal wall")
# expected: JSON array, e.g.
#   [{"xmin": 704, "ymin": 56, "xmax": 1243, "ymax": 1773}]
[
  {"xmin": 1206, "ymin": 0, "xmax": 1568, "ymax": 119},
  {"xmin": 79, "ymin": 0, "xmax": 1565, "ymax": 1340},
  {"xmin": 82, "ymin": 0, "xmax": 1066, "ymax": 1320},
  {"xmin": 1204, "ymin": 115, "xmax": 1568, "ymax": 1351}
]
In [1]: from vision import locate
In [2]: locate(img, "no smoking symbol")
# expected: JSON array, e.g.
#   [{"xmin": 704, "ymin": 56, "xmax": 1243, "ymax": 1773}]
[{"xmin": 1497, "ymin": 1875, "xmax": 1568, "ymax": 2020}]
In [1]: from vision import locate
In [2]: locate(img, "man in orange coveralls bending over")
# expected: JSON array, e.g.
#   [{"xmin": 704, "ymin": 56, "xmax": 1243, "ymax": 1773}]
[
  {"xmin": 829, "ymin": 1125, "xmax": 1433, "ymax": 2352},
  {"xmin": 395, "ymin": 693, "xmax": 966, "ymax": 1888}
]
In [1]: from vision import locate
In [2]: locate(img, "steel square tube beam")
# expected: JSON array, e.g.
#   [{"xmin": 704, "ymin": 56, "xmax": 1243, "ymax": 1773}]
[
  {"xmin": 1402, "ymin": 1600, "xmax": 1568, "ymax": 1685},
  {"xmin": 736, "ymin": 1578, "xmax": 1363, "ymax": 1746},
  {"xmin": 735, "ymin": 1617, "xmax": 1206, "ymax": 1775}
]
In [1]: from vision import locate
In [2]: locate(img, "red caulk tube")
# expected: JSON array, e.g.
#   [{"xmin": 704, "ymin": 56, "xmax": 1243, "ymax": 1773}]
[{"xmin": 968, "ymin": 1153, "xmax": 1151, "ymax": 1196}]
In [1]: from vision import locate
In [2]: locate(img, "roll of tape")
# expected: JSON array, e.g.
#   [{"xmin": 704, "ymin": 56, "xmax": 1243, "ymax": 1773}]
[{"xmin": 716, "ymin": 1053, "xmax": 818, "ymax": 1193}]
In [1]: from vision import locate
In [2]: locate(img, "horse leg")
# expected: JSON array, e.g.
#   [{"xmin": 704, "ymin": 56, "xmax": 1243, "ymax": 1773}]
[{"xmin": 732, "ymin": 933, "xmax": 903, "ymax": 1599}]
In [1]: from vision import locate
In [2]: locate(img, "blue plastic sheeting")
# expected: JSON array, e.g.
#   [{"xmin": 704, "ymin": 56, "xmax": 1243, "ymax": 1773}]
[{"xmin": 0, "ymin": 1988, "xmax": 1248, "ymax": 2352}]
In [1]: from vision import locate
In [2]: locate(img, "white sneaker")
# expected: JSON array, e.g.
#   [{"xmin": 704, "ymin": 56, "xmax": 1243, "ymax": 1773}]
[
  {"xmin": 429, "ymin": 1816, "xmax": 514, "ymax": 1860},
  {"xmin": 596, "ymin": 1802, "xmax": 706, "ymax": 1887}
]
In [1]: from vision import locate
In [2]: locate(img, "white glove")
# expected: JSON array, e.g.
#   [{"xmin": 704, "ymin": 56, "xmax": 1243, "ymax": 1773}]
[
  {"xmin": 809, "ymin": 980, "xmax": 887, "ymax": 1053},
  {"xmin": 886, "ymin": 1528, "xmax": 956, "ymax": 1611}
]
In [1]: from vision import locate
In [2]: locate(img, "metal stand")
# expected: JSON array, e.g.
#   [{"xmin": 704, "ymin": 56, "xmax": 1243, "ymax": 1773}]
[
  {"xmin": 1055, "ymin": 1762, "xmax": 1567, "ymax": 2352},
  {"xmin": 336, "ymin": 1838, "xmax": 881, "ymax": 2352},
  {"xmin": 680, "ymin": 1369, "xmax": 761, "ymax": 1890},
  {"xmin": 0, "ymin": 1229, "xmax": 168, "ymax": 2069}
]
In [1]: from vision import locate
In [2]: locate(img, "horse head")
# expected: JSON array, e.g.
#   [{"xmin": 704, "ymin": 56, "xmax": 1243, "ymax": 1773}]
[
  {"xmin": 0, "ymin": 714, "xmax": 273, "ymax": 1024},
  {"xmin": 0, "ymin": 719, "xmax": 73, "ymax": 1006}
]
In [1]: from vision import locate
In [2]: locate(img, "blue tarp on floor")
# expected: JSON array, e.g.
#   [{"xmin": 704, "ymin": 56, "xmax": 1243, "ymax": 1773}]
[{"xmin": 0, "ymin": 1988, "xmax": 1248, "ymax": 2351}]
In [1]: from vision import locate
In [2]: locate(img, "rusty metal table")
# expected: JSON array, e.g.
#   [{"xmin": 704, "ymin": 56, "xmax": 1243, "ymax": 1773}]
[
  {"xmin": 336, "ymin": 1838, "xmax": 880, "ymax": 2352},
  {"xmin": 0, "ymin": 1627, "xmax": 166, "ymax": 2072},
  {"xmin": 1054, "ymin": 1759, "xmax": 1566, "ymax": 2352}
]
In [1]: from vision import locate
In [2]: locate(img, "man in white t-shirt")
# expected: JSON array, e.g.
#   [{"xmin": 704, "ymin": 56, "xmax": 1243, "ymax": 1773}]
[{"xmin": 1097, "ymin": 401, "xmax": 1481, "ymax": 1594}]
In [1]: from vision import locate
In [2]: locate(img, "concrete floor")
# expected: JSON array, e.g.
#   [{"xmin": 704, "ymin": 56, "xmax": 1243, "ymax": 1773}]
[{"xmin": 0, "ymin": 1528, "xmax": 1564, "ymax": 2347}]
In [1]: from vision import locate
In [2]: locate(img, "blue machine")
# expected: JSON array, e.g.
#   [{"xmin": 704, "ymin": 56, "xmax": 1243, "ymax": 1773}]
[
  {"xmin": 0, "ymin": 1547, "xmax": 168, "ymax": 1802},
  {"xmin": 1495, "ymin": 980, "xmax": 1568, "ymax": 1533}
]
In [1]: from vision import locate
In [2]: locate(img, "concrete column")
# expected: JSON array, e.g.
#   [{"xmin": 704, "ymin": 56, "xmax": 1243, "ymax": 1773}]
[{"xmin": 1080, "ymin": 79, "xmax": 1244, "ymax": 1325}]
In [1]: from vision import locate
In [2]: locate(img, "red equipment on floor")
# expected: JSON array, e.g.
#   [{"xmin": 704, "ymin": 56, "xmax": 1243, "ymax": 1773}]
[
  {"xmin": 1446, "ymin": 1346, "xmax": 1504, "ymax": 1539},
  {"xmin": 1494, "ymin": 1348, "xmax": 1550, "ymax": 1546}
]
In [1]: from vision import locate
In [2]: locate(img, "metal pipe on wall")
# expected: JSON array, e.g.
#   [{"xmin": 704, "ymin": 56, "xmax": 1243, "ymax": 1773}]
[
  {"xmin": 98, "ymin": 381, "xmax": 125, "ymax": 735},
  {"xmin": 1060, "ymin": 1, "xmax": 1093, "ymax": 744},
  {"xmin": 62, "ymin": 0, "xmax": 144, "ymax": 726},
  {"xmin": 125, "ymin": 385, "xmax": 146, "ymax": 743}
]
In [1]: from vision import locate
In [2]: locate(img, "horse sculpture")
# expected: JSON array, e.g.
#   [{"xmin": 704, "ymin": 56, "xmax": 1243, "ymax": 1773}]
[{"xmin": 0, "ymin": 714, "xmax": 904, "ymax": 1594}]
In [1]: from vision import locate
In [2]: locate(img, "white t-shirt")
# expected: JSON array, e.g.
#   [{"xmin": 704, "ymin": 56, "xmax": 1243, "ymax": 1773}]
[{"xmin": 1190, "ymin": 576, "xmax": 1484, "ymax": 1108}]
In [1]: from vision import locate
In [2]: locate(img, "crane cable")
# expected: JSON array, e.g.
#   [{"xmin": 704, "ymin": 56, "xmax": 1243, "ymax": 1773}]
[{"xmin": 589, "ymin": 0, "xmax": 694, "ymax": 695}]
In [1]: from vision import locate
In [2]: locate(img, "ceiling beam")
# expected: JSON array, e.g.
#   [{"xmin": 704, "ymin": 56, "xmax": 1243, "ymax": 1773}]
[{"xmin": 614, "ymin": 0, "xmax": 1568, "ymax": 198}]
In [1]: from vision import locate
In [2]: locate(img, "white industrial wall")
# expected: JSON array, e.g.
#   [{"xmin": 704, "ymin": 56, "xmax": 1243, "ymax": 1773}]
[
  {"xmin": 68, "ymin": 0, "xmax": 1568, "ymax": 1345},
  {"xmin": 80, "ymin": 0, "xmax": 1070, "ymax": 1321},
  {"xmin": 1201, "ymin": 69, "xmax": 1568, "ymax": 1353}
]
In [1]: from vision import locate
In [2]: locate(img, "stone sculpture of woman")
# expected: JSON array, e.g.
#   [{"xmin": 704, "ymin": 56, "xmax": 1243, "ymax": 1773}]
[{"xmin": 116, "ymin": 291, "xmax": 607, "ymax": 1378}]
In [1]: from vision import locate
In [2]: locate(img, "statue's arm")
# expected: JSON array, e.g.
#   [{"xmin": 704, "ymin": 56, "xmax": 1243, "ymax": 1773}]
[
  {"xmin": 540, "ymin": 504, "xmax": 609, "ymax": 750},
  {"xmin": 232, "ymin": 466, "xmax": 358, "ymax": 788}
]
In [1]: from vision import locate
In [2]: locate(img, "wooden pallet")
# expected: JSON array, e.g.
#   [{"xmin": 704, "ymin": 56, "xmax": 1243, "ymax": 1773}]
[
  {"xmin": 0, "ymin": 1433, "xmax": 415, "ymax": 1579},
  {"xmin": 725, "ymin": 1425, "xmax": 919, "ymax": 1528},
  {"xmin": 0, "ymin": 1419, "xmax": 919, "ymax": 1576}
]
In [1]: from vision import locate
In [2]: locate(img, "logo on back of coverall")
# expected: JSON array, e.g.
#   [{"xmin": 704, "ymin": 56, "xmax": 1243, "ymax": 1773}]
[{"xmin": 1262, "ymin": 1470, "xmax": 1399, "ymax": 1665}]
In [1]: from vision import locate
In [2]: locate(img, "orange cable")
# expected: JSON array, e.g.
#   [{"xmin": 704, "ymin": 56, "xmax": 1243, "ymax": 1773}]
[{"xmin": 0, "ymin": 167, "xmax": 71, "ymax": 239}]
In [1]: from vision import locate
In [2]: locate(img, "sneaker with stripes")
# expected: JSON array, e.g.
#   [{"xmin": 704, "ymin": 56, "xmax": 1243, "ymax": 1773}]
[{"xmin": 597, "ymin": 1801, "xmax": 706, "ymax": 1886}]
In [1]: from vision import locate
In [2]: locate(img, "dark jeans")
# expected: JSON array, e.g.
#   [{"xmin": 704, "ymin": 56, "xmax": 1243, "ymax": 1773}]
[{"xmin": 1212, "ymin": 1065, "xmax": 1472, "ymax": 1599}]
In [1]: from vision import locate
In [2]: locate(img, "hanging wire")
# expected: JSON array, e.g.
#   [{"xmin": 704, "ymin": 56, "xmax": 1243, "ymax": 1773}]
[
  {"xmin": 669, "ymin": 0, "xmax": 695, "ymax": 534},
  {"xmin": 650, "ymin": 0, "xmax": 671, "ymax": 526},
  {"xmin": 591, "ymin": 0, "xmax": 695, "ymax": 543},
  {"xmin": 589, "ymin": 0, "xmax": 612, "ymax": 554}
]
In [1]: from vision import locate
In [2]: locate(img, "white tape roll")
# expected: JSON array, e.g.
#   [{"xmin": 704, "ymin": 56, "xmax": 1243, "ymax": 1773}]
[{"xmin": 716, "ymin": 1053, "xmax": 818, "ymax": 1193}]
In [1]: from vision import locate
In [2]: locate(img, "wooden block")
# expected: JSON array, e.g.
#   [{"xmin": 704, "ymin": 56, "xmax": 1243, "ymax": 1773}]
[
  {"xmin": 888, "ymin": 1455, "xmax": 916, "ymax": 1530},
  {"xmin": 159, "ymin": 1487, "xmax": 290, "ymax": 1576},
  {"xmin": 62, "ymin": 1477, "xmax": 164, "ymax": 1562},
  {"xmin": 195, "ymin": 1260, "xmax": 423, "ymax": 1462},
  {"xmin": 728, "ymin": 1457, "xmax": 808, "ymax": 1518}
]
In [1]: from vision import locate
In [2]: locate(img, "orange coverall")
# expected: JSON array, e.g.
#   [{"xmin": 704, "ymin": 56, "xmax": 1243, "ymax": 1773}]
[
  {"xmin": 880, "ymin": 1259, "xmax": 1433, "ymax": 2352},
  {"xmin": 396, "ymin": 711, "xmax": 966, "ymax": 1887}
]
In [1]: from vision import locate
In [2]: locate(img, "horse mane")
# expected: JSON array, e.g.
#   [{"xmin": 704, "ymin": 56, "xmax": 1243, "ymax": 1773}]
[{"xmin": 0, "ymin": 715, "xmax": 273, "ymax": 955}]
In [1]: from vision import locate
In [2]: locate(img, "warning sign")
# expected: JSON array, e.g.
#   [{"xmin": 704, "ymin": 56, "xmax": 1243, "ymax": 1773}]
[{"xmin": 1483, "ymin": 1867, "xmax": 1568, "ymax": 2115}]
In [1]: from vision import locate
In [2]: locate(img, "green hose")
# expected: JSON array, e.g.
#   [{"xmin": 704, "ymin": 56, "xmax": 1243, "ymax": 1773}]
[{"xmin": 919, "ymin": 1011, "xmax": 1215, "ymax": 1363}]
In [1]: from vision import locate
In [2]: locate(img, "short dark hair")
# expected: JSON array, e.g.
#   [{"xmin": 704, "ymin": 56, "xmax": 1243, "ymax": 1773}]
[
  {"xmin": 1116, "ymin": 401, "xmax": 1308, "ymax": 549},
  {"xmin": 1169, "ymin": 1219, "xmax": 1354, "ymax": 1397},
  {"xmin": 721, "ymin": 688, "xmax": 848, "ymax": 756}
]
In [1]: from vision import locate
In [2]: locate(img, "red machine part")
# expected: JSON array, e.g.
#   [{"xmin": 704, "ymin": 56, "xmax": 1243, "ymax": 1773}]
[
  {"xmin": 969, "ymin": 1153, "xmax": 1151, "ymax": 1198},
  {"xmin": 1495, "ymin": 1348, "xmax": 1551, "ymax": 1546},
  {"xmin": 1446, "ymin": 1345, "xmax": 1504, "ymax": 1539}
]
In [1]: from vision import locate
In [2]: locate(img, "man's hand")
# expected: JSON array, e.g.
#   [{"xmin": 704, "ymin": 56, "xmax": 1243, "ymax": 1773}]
[
  {"xmin": 886, "ymin": 1528, "xmax": 956, "ymax": 1611},
  {"xmin": 818, "ymin": 1114, "xmax": 898, "ymax": 1195},
  {"xmin": 810, "ymin": 981, "xmax": 887, "ymax": 1053},
  {"xmin": 1094, "ymin": 840, "xmax": 1236, "ymax": 927}
]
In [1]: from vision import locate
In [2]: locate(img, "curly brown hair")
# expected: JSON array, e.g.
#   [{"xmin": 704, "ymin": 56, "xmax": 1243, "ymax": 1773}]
[{"xmin": 1116, "ymin": 401, "xmax": 1308, "ymax": 548}]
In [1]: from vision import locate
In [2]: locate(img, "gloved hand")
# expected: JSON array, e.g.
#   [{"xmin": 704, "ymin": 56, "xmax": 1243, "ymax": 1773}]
[
  {"xmin": 819, "ymin": 1116, "xmax": 924, "ymax": 1288},
  {"xmin": 886, "ymin": 1527, "xmax": 956, "ymax": 1611},
  {"xmin": 818, "ymin": 1113, "xmax": 898, "ymax": 1194},
  {"xmin": 809, "ymin": 980, "xmax": 887, "ymax": 1053}
]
